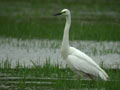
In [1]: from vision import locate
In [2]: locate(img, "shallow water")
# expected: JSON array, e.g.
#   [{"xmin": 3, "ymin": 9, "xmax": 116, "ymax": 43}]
[{"xmin": 0, "ymin": 38, "xmax": 120, "ymax": 68}]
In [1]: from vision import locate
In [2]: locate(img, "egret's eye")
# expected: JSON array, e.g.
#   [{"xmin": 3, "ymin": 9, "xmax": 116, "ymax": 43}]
[
  {"xmin": 62, "ymin": 11, "xmax": 65, "ymax": 13},
  {"xmin": 61, "ymin": 11, "xmax": 66, "ymax": 14}
]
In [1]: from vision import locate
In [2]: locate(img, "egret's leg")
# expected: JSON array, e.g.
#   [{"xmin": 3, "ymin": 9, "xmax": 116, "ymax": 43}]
[
  {"xmin": 86, "ymin": 73, "xmax": 96, "ymax": 86},
  {"xmin": 75, "ymin": 73, "xmax": 81, "ymax": 80},
  {"xmin": 86, "ymin": 73, "xmax": 94, "ymax": 80},
  {"xmin": 77, "ymin": 75, "xmax": 81, "ymax": 80}
]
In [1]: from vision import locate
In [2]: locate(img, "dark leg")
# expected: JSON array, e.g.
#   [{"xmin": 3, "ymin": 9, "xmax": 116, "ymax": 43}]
[
  {"xmin": 86, "ymin": 73, "xmax": 94, "ymax": 80},
  {"xmin": 76, "ymin": 75, "xmax": 81, "ymax": 80},
  {"xmin": 86, "ymin": 73, "xmax": 96, "ymax": 86}
]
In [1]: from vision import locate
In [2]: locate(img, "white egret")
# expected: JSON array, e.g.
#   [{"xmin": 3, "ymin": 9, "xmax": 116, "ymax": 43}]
[{"xmin": 55, "ymin": 9, "xmax": 109, "ymax": 81}]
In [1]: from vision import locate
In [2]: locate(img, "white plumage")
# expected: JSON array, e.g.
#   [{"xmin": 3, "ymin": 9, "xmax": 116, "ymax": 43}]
[
  {"xmin": 55, "ymin": 9, "xmax": 109, "ymax": 80},
  {"xmin": 66, "ymin": 47, "xmax": 108, "ymax": 80}
]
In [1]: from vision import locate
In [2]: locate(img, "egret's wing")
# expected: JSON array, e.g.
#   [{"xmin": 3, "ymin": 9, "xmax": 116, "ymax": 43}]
[
  {"xmin": 67, "ymin": 54, "xmax": 99, "ymax": 76},
  {"xmin": 69, "ymin": 47, "xmax": 101, "ymax": 70},
  {"xmin": 68, "ymin": 47, "xmax": 108, "ymax": 80}
]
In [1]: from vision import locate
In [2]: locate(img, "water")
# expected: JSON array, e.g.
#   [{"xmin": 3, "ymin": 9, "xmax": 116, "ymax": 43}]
[{"xmin": 0, "ymin": 37, "xmax": 120, "ymax": 68}]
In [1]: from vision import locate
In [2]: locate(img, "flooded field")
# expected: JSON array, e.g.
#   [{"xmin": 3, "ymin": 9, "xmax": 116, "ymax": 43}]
[
  {"xmin": 0, "ymin": 76, "xmax": 119, "ymax": 90},
  {"xmin": 0, "ymin": 61, "xmax": 120, "ymax": 90},
  {"xmin": 0, "ymin": 38, "xmax": 119, "ymax": 89},
  {"xmin": 0, "ymin": 38, "xmax": 119, "ymax": 68},
  {"xmin": 0, "ymin": 0, "xmax": 120, "ymax": 89}
]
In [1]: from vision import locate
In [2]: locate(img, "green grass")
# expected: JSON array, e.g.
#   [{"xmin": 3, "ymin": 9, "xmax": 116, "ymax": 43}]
[
  {"xmin": 0, "ymin": 18, "xmax": 120, "ymax": 41},
  {"xmin": 0, "ymin": 0, "xmax": 120, "ymax": 41},
  {"xmin": 0, "ymin": 60, "xmax": 120, "ymax": 89}
]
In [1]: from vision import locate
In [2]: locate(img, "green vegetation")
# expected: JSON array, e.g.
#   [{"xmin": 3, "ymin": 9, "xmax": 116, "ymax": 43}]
[
  {"xmin": 0, "ymin": 0, "xmax": 120, "ymax": 41},
  {"xmin": 0, "ymin": 60, "xmax": 120, "ymax": 89},
  {"xmin": 0, "ymin": 0, "xmax": 120, "ymax": 89}
]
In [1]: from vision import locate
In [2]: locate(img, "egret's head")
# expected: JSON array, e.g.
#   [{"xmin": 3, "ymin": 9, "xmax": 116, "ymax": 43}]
[{"xmin": 54, "ymin": 9, "xmax": 70, "ymax": 16}]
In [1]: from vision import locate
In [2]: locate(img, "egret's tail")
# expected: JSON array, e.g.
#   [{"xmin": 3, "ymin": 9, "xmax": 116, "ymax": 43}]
[{"xmin": 99, "ymin": 69, "xmax": 109, "ymax": 81}]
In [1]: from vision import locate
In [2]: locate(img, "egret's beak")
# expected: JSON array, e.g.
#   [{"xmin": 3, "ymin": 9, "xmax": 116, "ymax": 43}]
[{"xmin": 54, "ymin": 12, "xmax": 63, "ymax": 16}]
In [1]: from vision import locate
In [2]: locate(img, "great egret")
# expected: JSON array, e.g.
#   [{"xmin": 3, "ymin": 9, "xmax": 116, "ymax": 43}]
[{"xmin": 54, "ymin": 9, "xmax": 109, "ymax": 81}]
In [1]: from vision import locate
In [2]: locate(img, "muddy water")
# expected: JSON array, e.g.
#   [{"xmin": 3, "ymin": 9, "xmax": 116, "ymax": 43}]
[{"xmin": 0, "ymin": 38, "xmax": 119, "ymax": 68}]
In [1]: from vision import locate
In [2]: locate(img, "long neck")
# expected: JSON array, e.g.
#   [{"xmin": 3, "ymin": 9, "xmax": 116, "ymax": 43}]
[{"xmin": 61, "ymin": 14, "xmax": 71, "ymax": 51}]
